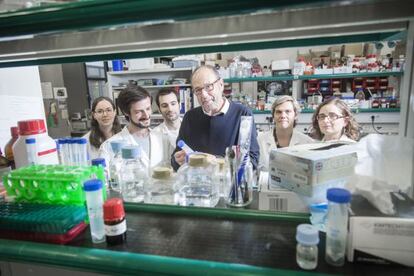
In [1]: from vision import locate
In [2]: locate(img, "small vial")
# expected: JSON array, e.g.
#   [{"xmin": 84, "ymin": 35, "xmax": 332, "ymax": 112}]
[
  {"xmin": 104, "ymin": 198, "xmax": 127, "ymax": 245},
  {"xmin": 177, "ymin": 140, "xmax": 194, "ymax": 154},
  {"xmin": 83, "ymin": 179, "xmax": 105, "ymax": 243},
  {"xmin": 296, "ymin": 224, "xmax": 319, "ymax": 270},
  {"xmin": 25, "ymin": 138, "xmax": 38, "ymax": 165},
  {"xmin": 325, "ymin": 188, "xmax": 351, "ymax": 267}
]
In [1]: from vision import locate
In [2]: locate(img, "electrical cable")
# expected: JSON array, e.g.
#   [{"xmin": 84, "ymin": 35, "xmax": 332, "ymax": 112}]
[{"xmin": 371, "ymin": 115, "xmax": 384, "ymax": 135}]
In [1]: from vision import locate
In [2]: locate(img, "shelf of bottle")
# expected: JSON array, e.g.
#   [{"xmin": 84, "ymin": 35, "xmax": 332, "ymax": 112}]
[
  {"xmin": 223, "ymin": 71, "xmax": 403, "ymax": 83},
  {"xmin": 108, "ymin": 67, "xmax": 194, "ymax": 75},
  {"xmin": 112, "ymin": 84, "xmax": 191, "ymax": 90},
  {"xmin": 253, "ymin": 108, "xmax": 400, "ymax": 114}
]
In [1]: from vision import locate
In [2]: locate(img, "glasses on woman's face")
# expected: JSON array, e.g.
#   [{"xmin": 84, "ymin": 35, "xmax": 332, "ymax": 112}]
[
  {"xmin": 193, "ymin": 78, "xmax": 220, "ymax": 96},
  {"xmin": 316, "ymin": 112, "xmax": 344, "ymax": 121},
  {"xmin": 94, "ymin": 108, "xmax": 114, "ymax": 115}
]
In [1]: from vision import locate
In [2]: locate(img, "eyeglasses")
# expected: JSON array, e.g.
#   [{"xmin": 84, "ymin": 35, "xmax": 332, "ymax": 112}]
[
  {"xmin": 316, "ymin": 112, "xmax": 345, "ymax": 121},
  {"xmin": 94, "ymin": 108, "xmax": 114, "ymax": 115},
  {"xmin": 193, "ymin": 78, "xmax": 221, "ymax": 96}
]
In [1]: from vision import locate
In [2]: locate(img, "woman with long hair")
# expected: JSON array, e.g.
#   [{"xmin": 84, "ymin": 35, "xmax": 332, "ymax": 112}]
[
  {"xmin": 84, "ymin": 97, "xmax": 121, "ymax": 160},
  {"xmin": 310, "ymin": 97, "xmax": 360, "ymax": 142}
]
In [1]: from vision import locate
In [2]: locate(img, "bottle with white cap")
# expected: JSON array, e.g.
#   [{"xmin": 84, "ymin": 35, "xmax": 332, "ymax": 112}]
[
  {"xmin": 13, "ymin": 119, "xmax": 58, "ymax": 168},
  {"xmin": 118, "ymin": 146, "xmax": 148, "ymax": 203},
  {"xmin": 296, "ymin": 224, "xmax": 319, "ymax": 270}
]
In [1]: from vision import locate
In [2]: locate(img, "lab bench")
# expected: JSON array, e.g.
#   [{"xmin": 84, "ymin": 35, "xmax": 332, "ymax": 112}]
[{"xmin": 0, "ymin": 203, "xmax": 413, "ymax": 276}]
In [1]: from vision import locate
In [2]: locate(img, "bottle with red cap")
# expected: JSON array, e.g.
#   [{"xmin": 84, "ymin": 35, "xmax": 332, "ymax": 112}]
[
  {"xmin": 103, "ymin": 197, "xmax": 127, "ymax": 245},
  {"xmin": 4, "ymin": 126, "xmax": 19, "ymax": 169},
  {"xmin": 12, "ymin": 119, "xmax": 59, "ymax": 168}
]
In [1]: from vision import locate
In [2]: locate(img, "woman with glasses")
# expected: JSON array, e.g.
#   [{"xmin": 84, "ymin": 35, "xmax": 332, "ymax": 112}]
[
  {"xmin": 310, "ymin": 97, "xmax": 360, "ymax": 142},
  {"xmin": 257, "ymin": 96, "xmax": 313, "ymax": 171},
  {"xmin": 84, "ymin": 96, "xmax": 122, "ymax": 160}
]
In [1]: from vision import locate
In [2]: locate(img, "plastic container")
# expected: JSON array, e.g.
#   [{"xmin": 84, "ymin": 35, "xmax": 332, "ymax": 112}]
[
  {"xmin": 104, "ymin": 198, "xmax": 127, "ymax": 245},
  {"xmin": 112, "ymin": 60, "xmax": 123, "ymax": 71},
  {"xmin": 176, "ymin": 153, "xmax": 219, "ymax": 207},
  {"xmin": 2, "ymin": 164, "xmax": 106, "ymax": 205},
  {"xmin": 296, "ymin": 224, "xmax": 319, "ymax": 270},
  {"xmin": 83, "ymin": 179, "xmax": 105, "ymax": 244},
  {"xmin": 118, "ymin": 146, "xmax": 148, "ymax": 203},
  {"xmin": 325, "ymin": 188, "xmax": 351, "ymax": 267},
  {"xmin": 145, "ymin": 166, "xmax": 175, "ymax": 204},
  {"xmin": 25, "ymin": 138, "xmax": 38, "ymax": 165},
  {"xmin": 13, "ymin": 119, "xmax": 59, "ymax": 169},
  {"xmin": 4, "ymin": 126, "xmax": 19, "ymax": 169}
]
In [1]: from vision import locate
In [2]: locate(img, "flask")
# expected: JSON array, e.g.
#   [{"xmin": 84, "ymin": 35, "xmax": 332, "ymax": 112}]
[
  {"xmin": 91, "ymin": 158, "xmax": 110, "ymax": 191},
  {"xmin": 13, "ymin": 119, "xmax": 59, "ymax": 168},
  {"xmin": 109, "ymin": 141, "xmax": 125, "ymax": 192},
  {"xmin": 103, "ymin": 197, "xmax": 127, "ymax": 245},
  {"xmin": 25, "ymin": 138, "xmax": 38, "ymax": 165},
  {"xmin": 296, "ymin": 224, "xmax": 319, "ymax": 270},
  {"xmin": 325, "ymin": 188, "xmax": 351, "ymax": 266},
  {"xmin": 118, "ymin": 146, "xmax": 148, "ymax": 203},
  {"xmin": 176, "ymin": 153, "xmax": 218, "ymax": 207},
  {"xmin": 4, "ymin": 126, "xmax": 19, "ymax": 169},
  {"xmin": 146, "ymin": 166, "xmax": 175, "ymax": 204},
  {"xmin": 83, "ymin": 179, "xmax": 105, "ymax": 244}
]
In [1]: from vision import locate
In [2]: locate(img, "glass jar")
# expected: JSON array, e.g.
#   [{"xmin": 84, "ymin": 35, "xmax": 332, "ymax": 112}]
[
  {"xmin": 145, "ymin": 166, "xmax": 176, "ymax": 204},
  {"xmin": 296, "ymin": 224, "xmax": 319, "ymax": 270}
]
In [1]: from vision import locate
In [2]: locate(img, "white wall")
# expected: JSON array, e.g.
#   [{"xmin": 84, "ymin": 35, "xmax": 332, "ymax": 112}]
[{"xmin": 0, "ymin": 66, "xmax": 46, "ymax": 151}]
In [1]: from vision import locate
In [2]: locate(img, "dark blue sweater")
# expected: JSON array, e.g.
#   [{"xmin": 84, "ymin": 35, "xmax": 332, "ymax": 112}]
[{"xmin": 171, "ymin": 101, "xmax": 260, "ymax": 171}]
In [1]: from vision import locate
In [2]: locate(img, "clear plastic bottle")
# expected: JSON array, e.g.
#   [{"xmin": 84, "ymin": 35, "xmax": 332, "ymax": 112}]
[
  {"xmin": 176, "ymin": 153, "xmax": 219, "ymax": 207},
  {"xmin": 83, "ymin": 179, "xmax": 105, "ymax": 244},
  {"xmin": 118, "ymin": 146, "xmax": 148, "ymax": 203},
  {"xmin": 109, "ymin": 141, "xmax": 125, "ymax": 192},
  {"xmin": 325, "ymin": 188, "xmax": 351, "ymax": 267},
  {"xmin": 145, "ymin": 166, "xmax": 176, "ymax": 204},
  {"xmin": 296, "ymin": 224, "xmax": 319, "ymax": 270}
]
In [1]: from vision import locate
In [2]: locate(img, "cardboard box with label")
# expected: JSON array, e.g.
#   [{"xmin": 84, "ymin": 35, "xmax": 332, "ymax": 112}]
[
  {"xmin": 348, "ymin": 193, "xmax": 414, "ymax": 267},
  {"xmin": 269, "ymin": 142, "xmax": 357, "ymax": 197}
]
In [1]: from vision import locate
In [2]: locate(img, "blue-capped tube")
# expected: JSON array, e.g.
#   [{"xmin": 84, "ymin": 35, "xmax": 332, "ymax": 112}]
[
  {"xmin": 177, "ymin": 140, "xmax": 194, "ymax": 154},
  {"xmin": 77, "ymin": 138, "xmax": 88, "ymax": 166},
  {"xmin": 25, "ymin": 138, "xmax": 38, "ymax": 165}
]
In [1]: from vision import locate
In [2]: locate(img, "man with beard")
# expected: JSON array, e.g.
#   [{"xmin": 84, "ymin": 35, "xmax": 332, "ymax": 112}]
[
  {"xmin": 153, "ymin": 88, "xmax": 182, "ymax": 163},
  {"xmin": 99, "ymin": 85, "xmax": 165, "ymax": 169},
  {"xmin": 172, "ymin": 65, "xmax": 259, "ymax": 171}
]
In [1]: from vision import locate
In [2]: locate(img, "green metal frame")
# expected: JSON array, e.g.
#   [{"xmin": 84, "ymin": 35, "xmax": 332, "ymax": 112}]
[{"xmin": 0, "ymin": 0, "xmax": 334, "ymax": 37}]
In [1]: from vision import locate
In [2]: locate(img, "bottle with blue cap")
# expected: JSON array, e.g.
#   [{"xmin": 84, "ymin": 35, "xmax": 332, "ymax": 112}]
[
  {"xmin": 325, "ymin": 188, "xmax": 351, "ymax": 266},
  {"xmin": 25, "ymin": 138, "xmax": 37, "ymax": 165},
  {"xmin": 91, "ymin": 158, "xmax": 109, "ymax": 191},
  {"xmin": 109, "ymin": 141, "xmax": 125, "ymax": 192},
  {"xmin": 83, "ymin": 179, "xmax": 105, "ymax": 243},
  {"xmin": 296, "ymin": 224, "xmax": 319, "ymax": 270},
  {"xmin": 118, "ymin": 146, "xmax": 148, "ymax": 203}
]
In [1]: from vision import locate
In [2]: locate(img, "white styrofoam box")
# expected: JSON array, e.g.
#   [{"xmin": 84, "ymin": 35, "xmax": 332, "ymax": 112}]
[
  {"xmin": 271, "ymin": 59, "xmax": 290, "ymax": 70},
  {"xmin": 127, "ymin": 58, "xmax": 154, "ymax": 70},
  {"xmin": 269, "ymin": 142, "xmax": 357, "ymax": 197},
  {"xmin": 314, "ymin": 68, "xmax": 334, "ymax": 75},
  {"xmin": 333, "ymin": 66, "xmax": 353, "ymax": 74},
  {"xmin": 347, "ymin": 194, "xmax": 414, "ymax": 267},
  {"xmin": 258, "ymin": 181, "xmax": 309, "ymax": 213}
]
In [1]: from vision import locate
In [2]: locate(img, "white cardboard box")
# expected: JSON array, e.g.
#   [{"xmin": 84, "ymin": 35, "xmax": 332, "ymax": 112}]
[
  {"xmin": 127, "ymin": 58, "xmax": 154, "ymax": 70},
  {"xmin": 258, "ymin": 181, "xmax": 309, "ymax": 213},
  {"xmin": 271, "ymin": 59, "xmax": 290, "ymax": 70},
  {"xmin": 269, "ymin": 142, "xmax": 357, "ymax": 196},
  {"xmin": 347, "ymin": 194, "xmax": 414, "ymax": 267}
]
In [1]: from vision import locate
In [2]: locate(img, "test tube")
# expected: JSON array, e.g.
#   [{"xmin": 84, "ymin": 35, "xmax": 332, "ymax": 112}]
[
  {"xmin": 78, "ymin": 138, "xmax": 88, "ymax": 166},
  {"xmin": 25, "ymin": 138, "xmax": 38, "ymax": 165},
  {"xmin": 68, "ymin": 138, "xmax": 76, "ymax": 166},
  {"xmin": 177, "ymin": 140, "xmax": 194, "ymax": 154},
  {"xmin": 60, "ymin": 138, "xmax": 69, "ymax": 165}
]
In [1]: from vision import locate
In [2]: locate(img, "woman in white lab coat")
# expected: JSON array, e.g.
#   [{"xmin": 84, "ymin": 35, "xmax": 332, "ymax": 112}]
[
  {"xmin": 310, "ymin": 97, "xmax": 360, "ymax": 142},
  {"xmin": 257, "ymin": 96, "xmax": 313, "ymax": 172},
  {"xmin": 84, "ymin": 97, "xmax": 121, "ymax": 160}
]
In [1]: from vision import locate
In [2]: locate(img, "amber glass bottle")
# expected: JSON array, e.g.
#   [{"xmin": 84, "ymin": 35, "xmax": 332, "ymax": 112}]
[{"xmin": 103, "ymin": 198, "xmax": 127, "ymax": 245}]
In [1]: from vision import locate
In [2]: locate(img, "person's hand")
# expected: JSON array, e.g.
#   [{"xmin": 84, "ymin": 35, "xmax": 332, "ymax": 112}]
[{"xmin": 174, "ymin": 150, "xmax": 186, "ymax": 166}]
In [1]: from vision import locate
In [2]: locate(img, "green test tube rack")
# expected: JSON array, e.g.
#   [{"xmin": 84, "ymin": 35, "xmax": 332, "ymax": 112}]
[{"xmin": 2, "ymin": 165, "xmax": 106, "ymax": 205}]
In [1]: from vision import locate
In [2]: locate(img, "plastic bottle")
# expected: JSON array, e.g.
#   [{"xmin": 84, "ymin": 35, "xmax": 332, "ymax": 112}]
[
  {"xmin": 296, "ymin": 224, "xmax": 319, "ymax": 270},
  {"xmin": 145, "ymin": 166, "xmax": 176, "ymax": 204},
  {"xmin": 91, "ymin": 158, "xmax": 109, "ymax": 191},
  {"xmin": 109, "ymin": 141, "xmax": 125, "ymax": 192},
  {"xmin": 83, "ymin": 179, "xmax": 105, "ymax": 244},
  {"xmin": 325, "ymin": 188, "xmax": 351, "ymax": 266},
  {"xmin": 103, "ymin": 197, "xmax": 127, "ymax": 245},
  {"xmin": 176, "ymin": 153, "xmax": 219, "ymax": 207},
  {"xmin": 4, "ymin": 126, "xmax": 19, "ymax": 169},
  {"xmin": 118, "ymin": 146, "xmax": 148, "ymax": 203},
  {"xmin": 13, "ymin": 119, "xmax": 59, "ymax": 168},
  {"xmin": 25, "ymin": 138, "xmax": 38, "ymax": 165}
]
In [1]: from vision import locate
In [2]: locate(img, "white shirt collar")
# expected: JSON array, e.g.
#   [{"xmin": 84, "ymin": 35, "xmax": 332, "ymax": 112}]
[{"xmin": 202, "ymin": 98, "xmax": 229, "ymax": 116}]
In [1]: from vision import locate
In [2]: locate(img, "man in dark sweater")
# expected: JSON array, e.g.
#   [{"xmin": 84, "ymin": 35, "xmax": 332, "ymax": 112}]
[{"xmin": 172, "ymin": 65, "xmax": 259, "ymax": 171}]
